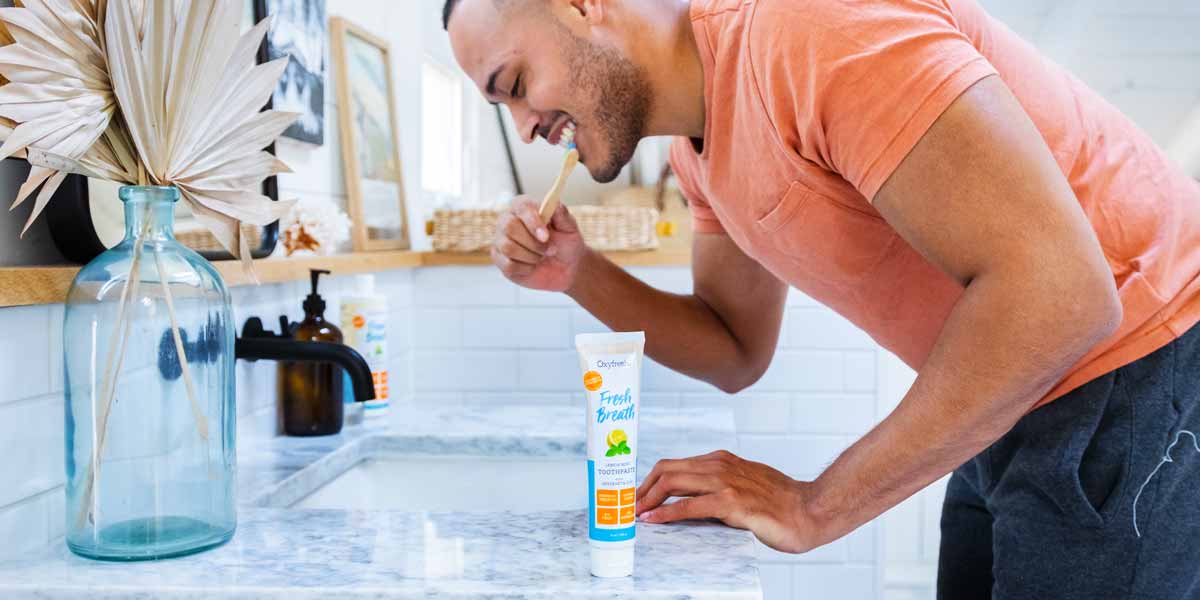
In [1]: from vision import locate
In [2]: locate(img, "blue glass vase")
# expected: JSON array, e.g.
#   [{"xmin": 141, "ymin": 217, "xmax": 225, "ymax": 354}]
[{"xmin": 63, "ymin": 186, "xmax": 236, "ymax": 561}]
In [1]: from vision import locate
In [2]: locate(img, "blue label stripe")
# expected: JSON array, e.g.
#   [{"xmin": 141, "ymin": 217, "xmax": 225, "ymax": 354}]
[
  {"xmin": 587, "ymin": 459, "xmax": 636, "ymax": 542},
  {"xmin": 591, "ymin": 525, "xmax": 636, "ymax": 542}
]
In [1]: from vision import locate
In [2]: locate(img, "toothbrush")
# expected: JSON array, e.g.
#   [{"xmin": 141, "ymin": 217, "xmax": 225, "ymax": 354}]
[{"xmin": 538, "ymin": 122, "xmax": 579, "ymax": 222}]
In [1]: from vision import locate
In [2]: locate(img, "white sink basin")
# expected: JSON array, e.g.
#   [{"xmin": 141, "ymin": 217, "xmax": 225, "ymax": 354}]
[{"xmin": 292, "ymin": 455, "xmax": 589, "ymax": 512}]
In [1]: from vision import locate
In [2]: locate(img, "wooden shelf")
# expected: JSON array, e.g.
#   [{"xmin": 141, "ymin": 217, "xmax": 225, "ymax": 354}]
[
  {"xmin": 214, "ymin": 250, "xmax": 425, "ymax": 287},
  {"xmin": 0, "ymin": 248, "xmax": 691, "ymax": 307},
  {"xmin": 0, "ymin": 265, "xmax": 81, "ymax": 308},
  {"xmin": 419, "ymin": 249, "xmax": 692, "ymax": 268}
]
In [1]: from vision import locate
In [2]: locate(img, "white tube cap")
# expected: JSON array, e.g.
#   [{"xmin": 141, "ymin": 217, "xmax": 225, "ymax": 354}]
[{"xmin": 590, "ymin": 546, "xmax": 634, "ymax": 578}]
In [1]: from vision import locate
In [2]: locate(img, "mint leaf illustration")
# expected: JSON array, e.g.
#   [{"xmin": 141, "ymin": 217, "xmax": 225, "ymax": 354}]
[{"xmin": 606, "ymin": 447, "xmax": 617, "ymax": 457}]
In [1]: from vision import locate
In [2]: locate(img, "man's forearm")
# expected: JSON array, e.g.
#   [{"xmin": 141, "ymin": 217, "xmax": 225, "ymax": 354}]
[
  {"xmin": 803, "ymin": 266, "xmax": 1122, "ymax": 545},
  {"xmin": 566, "ymin": 248, "xmax": 756, "ymax": 391}
]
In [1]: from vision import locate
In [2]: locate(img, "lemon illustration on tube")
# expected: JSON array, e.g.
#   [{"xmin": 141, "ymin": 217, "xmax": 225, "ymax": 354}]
[
  {"xmin": 606, "ymin": 429, "xmax": 626, "ymax": 448},
  {"xmin": 605, "ymin": 429, "xmax": 631, "ymax": 456}
]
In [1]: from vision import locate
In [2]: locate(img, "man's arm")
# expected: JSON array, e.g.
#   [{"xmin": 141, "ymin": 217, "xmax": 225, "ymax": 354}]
[
  {"xmin": 636, "ymin": 75, "xmax": 1122, "ymax": 553},
  {"xmin": 491, "ymin": 198, "xmax": 787, "ymax": 394},
  {"xmin": 800, "ymin": 74, "xmax": 1122, "ymax": 545},
  {"xmin": 567, "ymin": 232, "xmax": 788, "ymax": 394}
]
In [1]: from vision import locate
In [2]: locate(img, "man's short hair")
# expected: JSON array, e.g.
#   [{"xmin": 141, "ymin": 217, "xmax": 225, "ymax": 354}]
[
  {"xmin": 444, "ymin": 0, "xmax": 527, "ymax": 31},
  {"xmin": 442, "ymin": 0, "xmax": 463, "ymax": 30}
]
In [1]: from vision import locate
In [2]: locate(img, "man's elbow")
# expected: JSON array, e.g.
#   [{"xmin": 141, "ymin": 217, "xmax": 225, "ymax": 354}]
[
  {"xmin": 1077, "ymin": 273, "xmax": 1123, "ymax": 347},
  {"xmin": 1095, "ymin": 287, "xmax": 1123, "ymax": 340},
  {"xmin": 713, "ymin": 354, "xmax": 772, "ymax": 395}
]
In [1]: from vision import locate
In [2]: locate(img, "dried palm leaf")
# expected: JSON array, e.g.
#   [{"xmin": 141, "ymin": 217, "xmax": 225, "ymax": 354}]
[
  {"xmin": 105, "ymin": 0, "xmax": 297, "ymax": 273},
  {"xmin": 0, "ymin": 0, "xmax": 138, "ymax": 234},
  {"xmin": 0, "ymin": 0, "xmax": 295, "ymax": 268}
]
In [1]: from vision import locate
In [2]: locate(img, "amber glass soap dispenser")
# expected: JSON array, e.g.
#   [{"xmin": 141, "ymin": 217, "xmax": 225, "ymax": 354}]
[{"xmin": 281, "ymin": 269, "xmax": 344, "ymax": 436}]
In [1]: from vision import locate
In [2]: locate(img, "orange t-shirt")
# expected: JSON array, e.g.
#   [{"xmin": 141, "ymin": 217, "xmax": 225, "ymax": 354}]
[{"xmin": 670, "ymin": 0, "xmax": 1200, "ymax": 407}]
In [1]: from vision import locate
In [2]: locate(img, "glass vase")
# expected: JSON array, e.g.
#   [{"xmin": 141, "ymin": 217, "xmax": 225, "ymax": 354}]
[{"xmin": 63, "ymin": 186, "xmax": 236, "ymax": 561}]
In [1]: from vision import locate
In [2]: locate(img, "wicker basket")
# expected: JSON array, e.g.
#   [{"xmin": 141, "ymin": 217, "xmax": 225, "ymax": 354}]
[
  {"xmin": 175, "ymin": 223, "xmax": 263, "ymax": 254},
  {"xmin": 431, "ymin": 205, "xmax": 659, "ymax": 252},
  {"xmin": 571, "ymin": 205, "xmax": 659, "ymax": 251},
  {"xmin": 430, "ymin": 209, "xmax": 500, "ymax": 253}
]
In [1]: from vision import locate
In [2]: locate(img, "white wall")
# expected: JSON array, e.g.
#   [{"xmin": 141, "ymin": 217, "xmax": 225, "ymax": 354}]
[
  {"xmin": 1168, "ymin": 106, "xmax": 1200, "ymax": 176},
  {"xmin": 978, "ymin": 0, "xmax": 1200, "ymax": 147},
  {"xmin": 0, "ymin": 304, "xmax": 63, "ymax": 556}
]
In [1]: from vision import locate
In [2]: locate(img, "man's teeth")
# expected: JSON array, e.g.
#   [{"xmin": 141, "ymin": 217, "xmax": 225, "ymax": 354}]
[{"xmin": 559, "ymin": 122, "xmax": 577, "ymax": 147}]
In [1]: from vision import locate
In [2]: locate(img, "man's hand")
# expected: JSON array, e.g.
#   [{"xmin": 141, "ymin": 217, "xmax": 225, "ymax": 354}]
[
  {"xmin": 635, "ymin": 450, "xmax": 830, "ymax": 554},
  {"xmin": 491, "ymin": 196, "xmax": 587, "ymax": 292}
]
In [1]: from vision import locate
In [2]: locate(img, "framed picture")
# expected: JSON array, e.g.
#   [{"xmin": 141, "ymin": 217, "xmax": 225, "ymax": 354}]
[
  {"xmin": 260, "ymin": 0, "xmax": 326, "ymax": 145},
  {"xmin": 331, "ymin": 17, "xmax": 410, "ymax": 251}
]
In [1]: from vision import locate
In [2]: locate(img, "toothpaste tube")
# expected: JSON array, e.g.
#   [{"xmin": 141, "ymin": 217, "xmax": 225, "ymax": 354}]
[{"xmin": 575, "ymin": 332, "xmax": 645, "ymax": 578}]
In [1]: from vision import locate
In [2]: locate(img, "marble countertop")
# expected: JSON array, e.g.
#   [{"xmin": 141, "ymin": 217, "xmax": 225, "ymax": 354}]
[{"xmin": 0, "ymin": 405, "xmax": 761, "ymax": 599}]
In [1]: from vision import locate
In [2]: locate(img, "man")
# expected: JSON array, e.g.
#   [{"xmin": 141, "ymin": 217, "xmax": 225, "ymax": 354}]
[{"xmin": 443, "ymin": 0, "xmax": 1200, "ymax": 597}]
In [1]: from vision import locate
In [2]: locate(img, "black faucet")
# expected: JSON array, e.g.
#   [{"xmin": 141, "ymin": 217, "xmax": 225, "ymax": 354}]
[{"xmin": 234, "ymin": 316, "xmax": 376, "ymax": 404}]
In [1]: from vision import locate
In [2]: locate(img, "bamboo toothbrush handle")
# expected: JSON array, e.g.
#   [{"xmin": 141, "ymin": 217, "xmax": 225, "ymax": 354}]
[{"xmin": 539, "ymin": 148, "xmax": 579, "ymax": 222}]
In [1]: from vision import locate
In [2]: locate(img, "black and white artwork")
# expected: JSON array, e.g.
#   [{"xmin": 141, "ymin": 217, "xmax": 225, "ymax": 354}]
[{"xmin": 262, "ymin": 0, "xmax": 326, "ymax": 144}]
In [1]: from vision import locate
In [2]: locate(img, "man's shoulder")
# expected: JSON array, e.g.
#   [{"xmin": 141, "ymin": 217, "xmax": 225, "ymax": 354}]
[{"xmin": 689, "ymin": 0, "xmax": 754, "ymax": 20}]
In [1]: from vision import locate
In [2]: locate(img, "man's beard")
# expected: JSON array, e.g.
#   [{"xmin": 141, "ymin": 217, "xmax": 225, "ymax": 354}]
[{"xmin": 565, "ymin": 34, "xmax": 652, "ymax": 183}]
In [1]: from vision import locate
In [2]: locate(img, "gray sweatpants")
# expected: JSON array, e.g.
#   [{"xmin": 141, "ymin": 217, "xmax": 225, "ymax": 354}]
[{"xmin": 938, "ymin": 322, "xmax": 1200, "ymax": 599}]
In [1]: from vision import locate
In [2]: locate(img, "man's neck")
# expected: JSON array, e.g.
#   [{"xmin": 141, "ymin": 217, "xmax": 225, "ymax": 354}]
[{"xmin": 619, "ymin": 0, "xmax": 706, "ymax": 139}]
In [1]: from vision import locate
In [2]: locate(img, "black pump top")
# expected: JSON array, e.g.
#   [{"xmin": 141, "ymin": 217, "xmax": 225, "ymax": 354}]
[{"xmin": 303, "ymin": 269, "xmax": 331, "ymax": 316}]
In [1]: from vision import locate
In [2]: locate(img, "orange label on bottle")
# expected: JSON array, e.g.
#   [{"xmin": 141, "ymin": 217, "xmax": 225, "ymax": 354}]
[
  {"xmin": 619, "ymin": 506, "xmax": 635, "ymax": 524},
  {"xmin": 596, "ymin": 489, "xmax": 619, "ymax": 507},
  {"xmin": 620, "ymin": 487, "xmax": 636, "ymax": 505},
  {"xmin": 597, "ymin": 508, "xmax": 619, "ymax": 525},
  {"xmin": 583, "ymin": 370, "xmax": 603, "ymax": 391}
]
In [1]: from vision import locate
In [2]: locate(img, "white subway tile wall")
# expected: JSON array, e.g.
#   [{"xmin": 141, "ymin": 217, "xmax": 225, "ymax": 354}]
[
  {"xmin": 0, "ymin": 303, "xmax": 61, "ymax": 561},
  {"xmin": 0, "ymin": 489, "xmax": 51, "ymax": 561},
  {"xmin": 0, "ymin": 305, "xmax": 51, "ymax": 406},
  {"xmin": 0, "ymin": 395, "xmax": 64, "ymax": 509}
]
